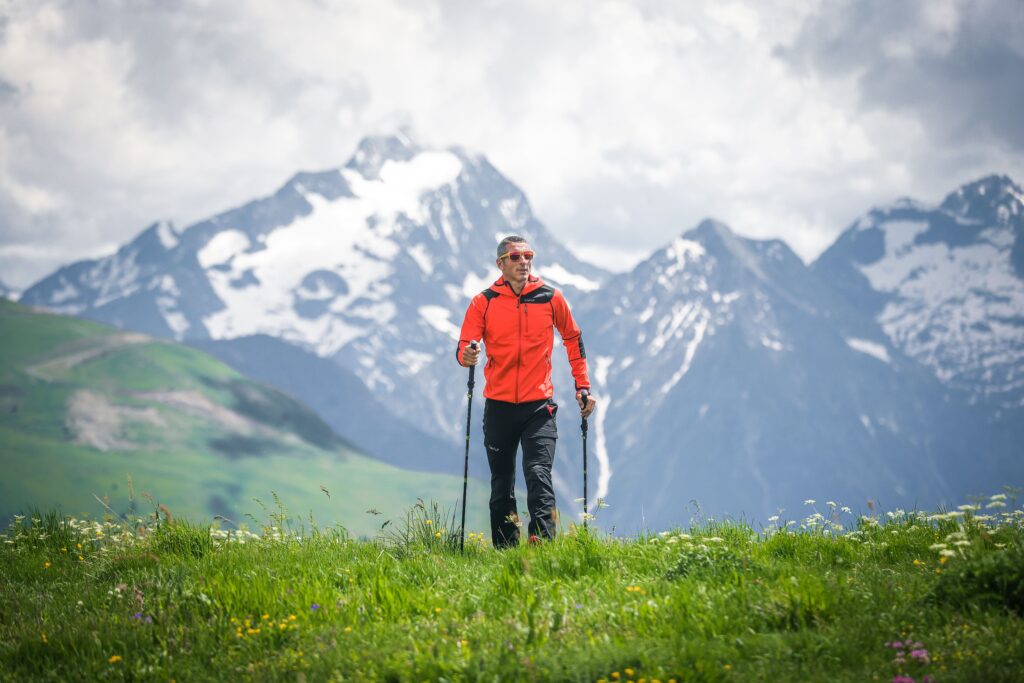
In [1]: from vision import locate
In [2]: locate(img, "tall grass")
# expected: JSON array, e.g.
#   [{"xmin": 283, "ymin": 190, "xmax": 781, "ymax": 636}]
[{"xmin": 1, "ymin": 491, "xmax": 1022, "ymax": 682}]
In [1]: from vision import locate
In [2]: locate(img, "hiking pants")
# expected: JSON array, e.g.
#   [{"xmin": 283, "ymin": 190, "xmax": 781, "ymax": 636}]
[{"xmin": 483, "ymin": 397, "xmax": 558, "ymax": 548}]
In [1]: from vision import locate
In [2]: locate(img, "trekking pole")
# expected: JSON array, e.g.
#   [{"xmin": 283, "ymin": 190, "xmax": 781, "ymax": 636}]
[
  {"xmin": 579, "ymin": 389, "xmax": 590, "ymax": 529},
  {"xmin": 459, "ymin": 341, "xmax": 479, "ymax": 554}
]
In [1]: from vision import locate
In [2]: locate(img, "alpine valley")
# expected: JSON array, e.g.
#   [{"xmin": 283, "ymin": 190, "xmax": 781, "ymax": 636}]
[{"xmin": 16, "ymin": 133, "xmax": 1024, "ymax": 531}]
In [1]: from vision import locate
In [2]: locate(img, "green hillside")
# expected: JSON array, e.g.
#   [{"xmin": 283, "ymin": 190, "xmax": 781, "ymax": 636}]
[{"xmin": 0, "ymin": 300, "xmax": 487, "ymax": 537}]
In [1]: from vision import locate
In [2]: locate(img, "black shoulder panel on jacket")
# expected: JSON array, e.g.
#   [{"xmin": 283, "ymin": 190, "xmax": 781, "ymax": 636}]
[
  {"xmin": 520, "ymin": 284, "xmax": 555, "ymax": 304},
  {"xmin": 481, "ymin": 289, "xmax": 500, "ymax": 300}
]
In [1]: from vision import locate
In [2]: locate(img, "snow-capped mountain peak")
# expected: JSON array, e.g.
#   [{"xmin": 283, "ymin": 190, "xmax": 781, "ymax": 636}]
[{"xmin": 814, "ymin": 175, "xmax": 1024, "ymax": 406}]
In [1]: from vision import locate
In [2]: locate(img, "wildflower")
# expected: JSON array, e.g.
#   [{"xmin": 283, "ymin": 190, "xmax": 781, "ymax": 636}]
[
  {"xmin": 434, "ymin": 607, "xmax": 442, "ymax": 614},
  {"xmin": 939, "ymin": 549, "xmax": 956, "ymax": 558},
  {"xmin": 288, "ymin": 615, "xmax": 296, "ymax": 621},
  {"xmin": 841, "ymin": 506, "xmax": 852, "ymax": 514},
  {"xmin": 625, "ymin": 669, "xmax": 635, "ymax": 677},
  {"xmin": 43, "ymin": 561, "xmax": 51, "ymax": 569},
  {"xmin": 957, "ymin": 504, "xmax": 979, "ymax": 511},
  {"xmin": 311, "ymin": 603, "xmax": 320, "ymax": 611},
  {"xmin": 425, "ymin": 519, "xmax": 433, "ymax": 525},
  {"xmin": 41, "ymin": 633, "xmax": 47, "ymax": 643},
  {"xmin": 344, "ymin": 626, "xmax": 352, "ymax": 633},
  {"xmin": 986, "ymin": 500, "xmax": 1007, "ymax": 509},
  {"xmin": 262, "ymin": 613, "xmax": 270, "ymax": 620},
  {"xmin": 767, "ymin": 515, "xmax": 779, "ymax": 523},
  {"xmin": 108, "ymin": 655, "xmax": 122, "ymax": 664},
  {"xmin": 804, "ymin": 499, "xmax": 815, "ymax": 505},
  {"xmin": 929, "ymin": 543, "xmax": 947, "ymax": 551},
  {"xmin": 990, "ymin": 493, "xmax": 1007, "ymax": 500},
  {"xmin": 435, "ymin": 531, "xmax": 442, "ymax": 539}
]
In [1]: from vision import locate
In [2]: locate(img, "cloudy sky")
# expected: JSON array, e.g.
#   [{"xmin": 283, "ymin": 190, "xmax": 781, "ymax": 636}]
[{"xmin": 1, "ymin": 0, "xmax": 1022, "ymax": 288}]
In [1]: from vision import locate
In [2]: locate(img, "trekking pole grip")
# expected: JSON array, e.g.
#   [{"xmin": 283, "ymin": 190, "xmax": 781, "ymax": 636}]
[
  {"xmin": 579, "ymin": 389, "xmax": 589, "ymax": 433},
  {"xmin": 467, "ymin": 341, "xmax": 478, "ymax": 394}
]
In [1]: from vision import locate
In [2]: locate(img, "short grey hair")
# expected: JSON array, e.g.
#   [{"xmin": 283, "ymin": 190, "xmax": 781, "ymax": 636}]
[{"xmin": 497, "ymin": 235, "xmax": 528, "ymax": 259}]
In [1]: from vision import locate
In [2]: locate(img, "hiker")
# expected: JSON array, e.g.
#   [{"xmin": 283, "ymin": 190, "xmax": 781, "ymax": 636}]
[{"xmin": 456, "ymin": 236, "xmax": 597, "ymax": 548}]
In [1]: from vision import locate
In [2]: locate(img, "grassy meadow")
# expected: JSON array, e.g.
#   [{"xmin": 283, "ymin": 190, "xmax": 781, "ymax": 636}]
[{"xmin": 2, "ymin": 494, "xmax": 1022, "ymax": 682}]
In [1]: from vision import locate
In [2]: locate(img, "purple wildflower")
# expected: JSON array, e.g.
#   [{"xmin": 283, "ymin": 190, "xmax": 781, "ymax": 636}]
[
  {"xmin": 891, "ymin": 676, "xmax": 915, "ymax": 683},
  {"xmin": 311, "ymin": 603, "xmax": 320, "ymax": 611}
]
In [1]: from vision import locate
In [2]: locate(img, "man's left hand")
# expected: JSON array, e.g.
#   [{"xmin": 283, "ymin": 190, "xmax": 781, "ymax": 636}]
[{"xmin": 577, "ymin": 392, "xmax": 598, "ymax": 419}]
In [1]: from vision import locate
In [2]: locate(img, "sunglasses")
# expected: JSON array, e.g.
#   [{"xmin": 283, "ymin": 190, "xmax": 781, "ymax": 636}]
[{"xmin": 499, "ymin": 251, "xmax": 535, "ymax": 262}]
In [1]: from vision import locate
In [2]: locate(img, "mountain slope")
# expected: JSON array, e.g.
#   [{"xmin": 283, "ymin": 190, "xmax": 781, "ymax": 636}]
[
  {"xmin": 813, "ymin": 175, "xmax": 1024, "ymax": 411},
  {"xmin": 187, "ymin": 334, "xmax": 462, "ymax": 474},
  {"xmin": 574, "ymin": 219, "xmax": 1016, "ymax": 529},
  {"xmin": 0, "ymin": 299, "xmax": 487, "ymax": 535}
]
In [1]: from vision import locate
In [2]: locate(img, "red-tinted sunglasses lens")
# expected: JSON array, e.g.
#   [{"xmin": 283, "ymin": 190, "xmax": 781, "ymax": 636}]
[{"xmin": 508, "ymin": 251, "xmax": 534, "ymax": 262}]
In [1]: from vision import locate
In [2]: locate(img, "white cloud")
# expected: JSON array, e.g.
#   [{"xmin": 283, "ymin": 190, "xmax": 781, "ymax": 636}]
[{"xmin": 0, "ymin": 0, "xmax": 1020, "ymax": 287}]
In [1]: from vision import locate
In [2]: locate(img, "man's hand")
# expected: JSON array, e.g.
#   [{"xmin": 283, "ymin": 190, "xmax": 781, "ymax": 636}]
[
  {"xmin": 577, "ymin": 391, "xmax": 598, "ymax": 419},
  {"xmin": 461, "ymin": 341, "xmax": 481, "ymax": 366}
]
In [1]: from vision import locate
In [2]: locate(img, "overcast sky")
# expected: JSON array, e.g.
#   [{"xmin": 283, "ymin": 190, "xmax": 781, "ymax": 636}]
[{"xmin": 1, "ymin": 0, "xmax": 1022, "ymax": 288}]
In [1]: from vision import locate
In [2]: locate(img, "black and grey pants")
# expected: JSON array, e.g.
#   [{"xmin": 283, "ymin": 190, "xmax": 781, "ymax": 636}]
[{"xmin": 483, "ymin": 397, "xmax": 558, "ymax": 548}]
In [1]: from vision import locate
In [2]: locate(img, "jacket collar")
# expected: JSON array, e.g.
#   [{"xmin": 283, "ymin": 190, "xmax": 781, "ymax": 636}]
[{"xmin": 490, "ymin": 275, "xmax": 543, "ymax": 298}]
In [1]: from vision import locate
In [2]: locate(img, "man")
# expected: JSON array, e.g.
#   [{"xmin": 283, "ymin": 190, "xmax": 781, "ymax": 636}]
[{"xmin": 456, "ymin": 235, "xmax": 598, "ymax": 548}]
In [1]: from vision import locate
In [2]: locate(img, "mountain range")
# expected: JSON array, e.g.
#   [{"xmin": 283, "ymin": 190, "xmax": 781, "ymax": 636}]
[{"xmin": 17, "ymin": 134, "xmax": 1024, "ymax": 530}]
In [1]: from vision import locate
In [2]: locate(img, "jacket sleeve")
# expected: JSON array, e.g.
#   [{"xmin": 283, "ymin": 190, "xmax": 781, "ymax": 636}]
[
  {"xmin": 552, "ymin": 290, "xmax": 590, "ymax": 391},
  {"xmin": 455, "ymin": 294, "xmax": 486, "ymax": 366}
]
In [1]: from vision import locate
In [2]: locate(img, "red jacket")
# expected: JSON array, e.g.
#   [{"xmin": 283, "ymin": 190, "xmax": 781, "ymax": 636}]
[{"xmin": 457, "ymin": 275, "xmax": 590, "ymax": 403}]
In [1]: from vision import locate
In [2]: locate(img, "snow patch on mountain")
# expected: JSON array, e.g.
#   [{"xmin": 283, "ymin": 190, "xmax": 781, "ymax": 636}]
[
  {"xmin": 593, "ymin": 355, "xmax": 614, "ymax": 500},
  {"xmin": 156, "ymin": 222, "xmax": 179, "ymax": 250},
  {"xmin": 860, "ymin": 225, "xmax": 1024, "ymax": 392},
  {"xmin": 461, "ymin": 271, "xmax": 493, "ymax": 297},
  {"xmin": 535, "ymin": 264, "xmax": 600, "ymax": 292},
  {"xmin": 198, "ymin": 230, "xmax": 250, "ymax": 268},
  {"xmin": 846, "ymin": 337, "xmax": 891, "ymax": 363},
  {"xmin": 659, "ymin": 310, "xmax": 710, "ymax": 394},
  {"xmin": 342, "ymin": 151, "xmax": 462, "ymax": 225},
  {"xmin": 418, "ymin": 305, "xmax": 460, "ymax": 340}
]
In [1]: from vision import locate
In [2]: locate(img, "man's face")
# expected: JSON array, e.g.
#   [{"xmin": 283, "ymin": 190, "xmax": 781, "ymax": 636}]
[{"xmin": 496, "ymin": 242, "xmax": 533, "ymax": 285}]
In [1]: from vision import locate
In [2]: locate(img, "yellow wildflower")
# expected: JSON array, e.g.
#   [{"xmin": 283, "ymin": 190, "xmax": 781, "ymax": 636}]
[
  {"xmin": 43, "ymin": 561, "xmax": 51, "ymax": 569},
  {"xmin": 108, "ymin": 655, "xmax": 122, "ymax": 664},
  {"xmin": 625, "ymin": 669, "xmax": 635, "ymax": 676},
  {"xmin": 344, "ymin": 626, "xmax": 352, "ymax": 633},
  {"xmin": 425, "ymin": 519, "xmax": 433, "ymax": 525},
  {"xmin": 41, "ymin": 633, "xmax": 47, "ymax": 644},
  {"xmin": 435, "ymin": 531, "xmax": 442, "ymax": 539}
]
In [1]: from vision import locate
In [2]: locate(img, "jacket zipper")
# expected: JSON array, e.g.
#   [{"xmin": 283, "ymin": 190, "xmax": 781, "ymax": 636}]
[{"xmin": 515, "ymin": 296, "xmax": 522, "ymax": 403}]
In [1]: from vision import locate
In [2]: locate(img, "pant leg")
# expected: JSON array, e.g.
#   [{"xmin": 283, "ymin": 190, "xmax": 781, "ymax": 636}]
[
  {"xmin": 483, "ymin": 399, "xmax": 521, "ymax": 548},
  {"xmin": 522, "ymin": 400, "xmax": 558, "ymax": 541}
]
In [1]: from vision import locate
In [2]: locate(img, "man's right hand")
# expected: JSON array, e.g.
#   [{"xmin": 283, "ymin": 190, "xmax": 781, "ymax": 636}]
[{"xmin": 461, "ymin": 341, "xmax": 481, "ymax": 366}]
